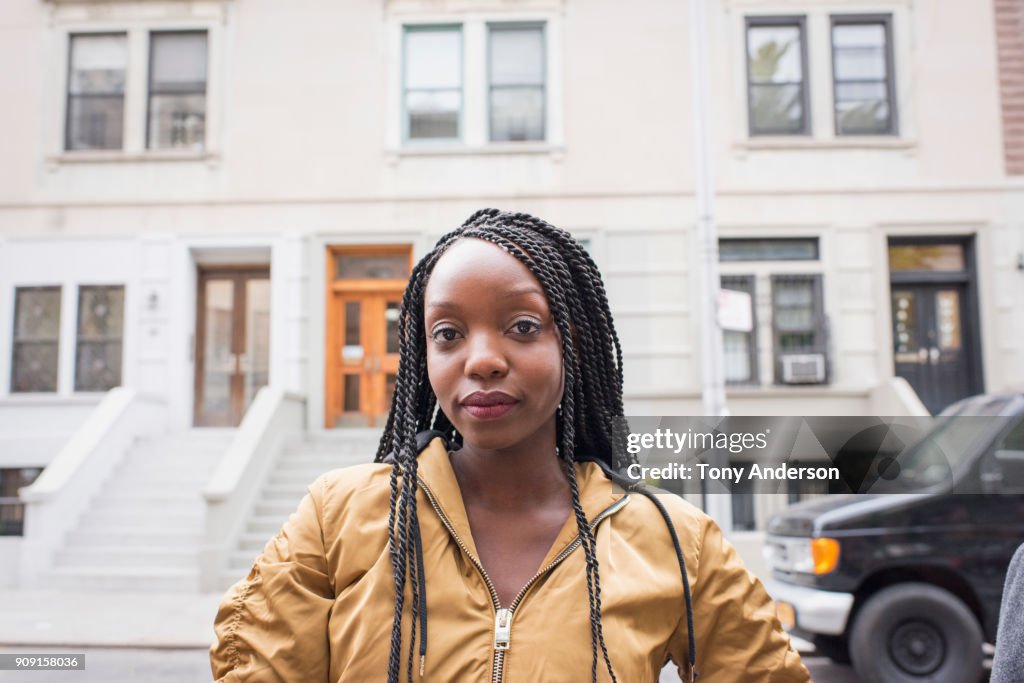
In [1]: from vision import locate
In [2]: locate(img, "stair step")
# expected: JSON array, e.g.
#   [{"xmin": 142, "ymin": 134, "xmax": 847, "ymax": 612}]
[
  {"xmin": 55, "ymin": 546, "xmax": 197, "ymax": 568},
  {"xmin": 72, "ymin": 529, "xmax": 202, "ymax": 546},
  {"xmin": 253, "ymin": 500, "xmax": 301, "ymax": 517},
  {"xmin": 80, "ymin": 510, "xmax": 204, "ymax": 528},
  {"xmin": 44, "ymin": 567, "xmax": 198, "ymax": 592}
]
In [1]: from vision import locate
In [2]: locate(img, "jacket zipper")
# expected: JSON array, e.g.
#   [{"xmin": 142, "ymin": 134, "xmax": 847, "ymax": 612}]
[{"xmin": 417, "ymin": 477, "xmax": 629, "ymax": 683}]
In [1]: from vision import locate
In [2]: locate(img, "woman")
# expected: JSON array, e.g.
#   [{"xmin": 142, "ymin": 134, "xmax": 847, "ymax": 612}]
[
  {"xmin": 991, "ymin": 541, "xmax": 1024, "ymax": 683},
  {"xmin": 210, "ymin": 209, "xmax": 810, "ymax": 682}
]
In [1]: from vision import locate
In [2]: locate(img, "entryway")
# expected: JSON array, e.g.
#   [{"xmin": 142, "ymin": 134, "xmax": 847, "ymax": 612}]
[
  {"xmin": 888, "ymin": 238, "xmax": 983, "ymax": 415},
  {"xmin": 193, "ymin": 267, "xmax": 271, "ymax": 427},
  {"xmin": 325, "ymin": 246, "xmax": 411, "ymax": 428}
]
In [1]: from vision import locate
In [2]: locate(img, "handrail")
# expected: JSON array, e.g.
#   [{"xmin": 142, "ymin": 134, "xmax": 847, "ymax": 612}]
[{"xmin": 200, "ymin": 386, "xmax": 305, "ymax": 591}]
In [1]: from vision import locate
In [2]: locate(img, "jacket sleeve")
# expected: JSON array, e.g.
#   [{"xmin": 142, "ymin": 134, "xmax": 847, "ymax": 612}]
[
  {"xmin": 210, "ymin": 475, "xmax": 335, "ymax": 682},
  {"xmin": 669, "ymin": 511, "xmax": 811, "ymax": 682}
]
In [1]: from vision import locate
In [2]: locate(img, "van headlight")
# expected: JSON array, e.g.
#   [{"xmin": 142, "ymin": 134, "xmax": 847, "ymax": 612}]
[{"xmin": 765, "ymin": 536, "xmax": 841, "ymax": 575}]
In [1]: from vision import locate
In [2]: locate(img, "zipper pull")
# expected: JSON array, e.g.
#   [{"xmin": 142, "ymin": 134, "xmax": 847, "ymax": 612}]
[{"xmin": 494, "ymin": 608, "xmax": 511, "ymax": 651}]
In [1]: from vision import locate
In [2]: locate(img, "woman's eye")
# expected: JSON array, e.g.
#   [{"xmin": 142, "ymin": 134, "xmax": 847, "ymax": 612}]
[
  {"xmin": 431, "ymin": 327, "xmax": 461, "ymax": 343},
  {"xmin": 510, "ymin": 319, "xmax": 541, "ymax": 335}
]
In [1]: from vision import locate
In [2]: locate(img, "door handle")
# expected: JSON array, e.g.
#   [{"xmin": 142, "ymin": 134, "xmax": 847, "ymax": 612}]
[
  {"xmin": 929, "ymin": 347, "xmax": 940, "ymax": 363},
  {"xmin": 918, "ymin": 348, "xmax": 928, "ymax": 363}
]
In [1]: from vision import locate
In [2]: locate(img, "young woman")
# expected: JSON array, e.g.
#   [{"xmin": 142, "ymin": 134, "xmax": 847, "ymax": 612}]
[{"xmin": 210, "ymin": 209, "xmax": 810, "ymax": 682}]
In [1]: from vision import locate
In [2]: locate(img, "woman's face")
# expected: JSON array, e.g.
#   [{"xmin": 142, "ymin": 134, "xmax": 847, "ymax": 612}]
[{"xmin": 423, "ymin": 238, "xmax": 565, "ymax": 452}]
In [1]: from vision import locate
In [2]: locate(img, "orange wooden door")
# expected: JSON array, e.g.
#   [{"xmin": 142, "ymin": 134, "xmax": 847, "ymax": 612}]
[{"xmin": 326, "ymin": 247, "xmax": 410, "ymax": 428}]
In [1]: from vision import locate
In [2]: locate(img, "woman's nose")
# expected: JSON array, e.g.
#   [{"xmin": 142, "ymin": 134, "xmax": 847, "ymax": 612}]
[{"xmin": 463, "ymin": 331, "xmax": 509, "ymax": 378}]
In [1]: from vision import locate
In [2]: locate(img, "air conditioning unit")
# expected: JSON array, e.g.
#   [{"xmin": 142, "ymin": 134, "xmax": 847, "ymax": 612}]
[{"xmin": 781, "ymin": 353, "xmax": 826, "ymax": 384}]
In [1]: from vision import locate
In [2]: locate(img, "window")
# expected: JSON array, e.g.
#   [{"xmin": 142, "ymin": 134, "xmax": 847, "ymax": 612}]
[
  {"xmin": 721, "ymin": 275, "xmax": 758, "ymax": 385},
  {"xmin": 404, "ymin": 25, "xmax": 463, "ymax": 141},
  {"xmin": 746, "ymin": 17, "xmax": 809, "ymax": 135},
  {"xmin": 10, "ymin": 287, "xmax": 62, "ymax": 393},
  {"xmin": 832, "ymin": 16, "xmax": 896, "ymax": 135},
  {"xmin": 0, "ymin": 468, "xmax": 43, "ymax": 536},
  {"xmin": 720, "ymin": 238, "xmax": 819, "ymax": 262},
  {"xmin": 771, "ymin": 274, "xmax": 828, "ymax": 384},
  {"xmin": 66, "ymin": 33, "xmax": 127, "ymax": 150},
  {"xmin": 75, "ymin": 286, "xmax": 125, "ymax": 392},
  {"xmin": 488, "ymin": 24, "xmax": 546, "ymax": 142},
  {"xmin": 147, "ymin": 31, "xmax": 208, "ymax": 150}
]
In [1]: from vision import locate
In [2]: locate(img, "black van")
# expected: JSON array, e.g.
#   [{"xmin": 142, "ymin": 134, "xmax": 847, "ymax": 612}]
[{"xmin": 764, "ymin": 392, "xmax": 1024, "ymax": 683}]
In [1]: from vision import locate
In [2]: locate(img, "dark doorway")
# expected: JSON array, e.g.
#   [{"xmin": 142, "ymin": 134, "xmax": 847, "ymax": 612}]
[{"xmin": 888, "ymin": 238, "xmax": 983, "ymax": 415}]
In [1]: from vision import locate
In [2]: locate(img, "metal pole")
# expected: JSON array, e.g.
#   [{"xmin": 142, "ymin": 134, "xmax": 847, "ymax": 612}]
[{"xmin": 689, "ymin": 0, "xmax": 732, "ymax": 530}]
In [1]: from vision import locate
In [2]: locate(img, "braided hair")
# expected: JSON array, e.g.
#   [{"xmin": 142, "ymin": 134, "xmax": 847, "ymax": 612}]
[{"xmin": 373, "ymin": 208, "xmax": 631, "ymax": 683}]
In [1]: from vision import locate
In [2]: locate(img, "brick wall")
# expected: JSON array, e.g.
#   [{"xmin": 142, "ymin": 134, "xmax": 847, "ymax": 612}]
[{"xmin": 995, "ymin": 0, "xmax": 1024, "ymax": 175}]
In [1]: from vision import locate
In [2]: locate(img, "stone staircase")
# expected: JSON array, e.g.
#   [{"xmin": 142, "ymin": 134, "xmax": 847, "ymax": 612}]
[
  {"xmin": 221, "ymin": 429, "xmax": 381, "ymax": 586},
  {"xmin": 44, "ymin": 429, "xmax": 235, "ymax": 592}
]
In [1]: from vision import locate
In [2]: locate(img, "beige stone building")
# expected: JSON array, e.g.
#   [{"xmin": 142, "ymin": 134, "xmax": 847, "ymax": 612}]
[{"xmin": 0, "ymin": 0, "xmax": 1021, "ymax": 589}]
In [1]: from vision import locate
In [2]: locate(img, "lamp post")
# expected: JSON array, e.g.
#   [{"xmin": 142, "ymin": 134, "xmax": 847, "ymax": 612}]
[{"xmin": 689, "ymin": 0, "xmax": 732, "ymax": 530}]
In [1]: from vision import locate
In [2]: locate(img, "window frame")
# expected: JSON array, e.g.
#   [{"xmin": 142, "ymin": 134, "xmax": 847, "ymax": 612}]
[
  {"xmin": 830, "ymin": 13, "xmax": 898, "ymax": 136},
  {"xmin": 770, "ymin": 273, "xmax": 829, "ymax": 385},
  {"xmin": 744, "ymin": 15, "xmax": 811, "ymax": 136},
  {"xmin": 145, "ymin": 29, "xmax": 210, "ymax": 151},
  {"xmin": 73, "ymin": 284, "xmax": 126, "ymax": 393},
  {"xmin": 64, "ymin": 31, "xmax": 129, "ymax": 152},
  {"xmin": 486, "ymin": 21, "xmax": 547, "ymax": 143},
  {"xmin": 721, "ymin": 274, "xmax": 759, "ymax": 386},
  {"xmin": 401, "ymin": 23, "xmax": 465, "ymax": 144},
  {"xmin": 10, "ymin": 286, "xmax": 63, "ymax": 394},
  {"xmin": 720, "ymin": 237, "xmax": 820, "ymax": 262}
]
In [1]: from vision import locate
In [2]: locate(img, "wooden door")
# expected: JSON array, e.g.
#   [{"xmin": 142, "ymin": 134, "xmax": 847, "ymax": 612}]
[
  {"xmin": 194, "ymin": 267, "xmax": 271, "ymax": 427},
  {"xmin": 326, "ymin": 247, "xmax": 411, "ymax": 428}
]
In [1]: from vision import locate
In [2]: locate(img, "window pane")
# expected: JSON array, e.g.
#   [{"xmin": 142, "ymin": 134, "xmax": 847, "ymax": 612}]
[
  {"xmin": 892, "ymin": 290, "xmax": 916, "ymax": 354},
  {"xmin": 405, "ymin": 28, "xmax": 461, "ymax": 89},
  {"xmin": 720, "ymin": 238, "xmax": 818, "ymax": 261},
  {"xmin": 748, "ymin": 25, "xmax": 803, "ymax": 83},
  {"xmin": 67, "ymin": 34, "xmax": 126, "ymax": 151},
  {"xmin": 149, "ymin": 32, "xmax": 207, "ymax": 150},
  {"xmin": 888, "ymin": 244, "xmax": 965, "ymax": 272},
  {"xmin": 724, "ymin": 331, "xmax": 752, "ymax": 383},
  {"xmin": 15, "ymin": 288, "xmax": 62, "ymax": 340},
  {"xmin": 11, "ymin": 343, "xmax": 60, "ymax": 393},
  {"xmin": 836, "ymin": 82, "xmax": 889, "ymax": 134},
  {"xmin": 343, "ymin": 374, "xmax": 360, "ymax": 412},
  {"xmin": 385, "ymin": 302, "xmax": 400, "ymax": 355},
  {"xmin": 75, "ymin": 286, "xmax": 125, "ymax": 392},
  {"xmin": 77, "ymin": 286, "xmax": 124, "ymax": 339},
  {"xmin": 749, "ymin": 83, "xmax": 804, "ymax": 133},
  {"xmin": 490, "ymin": 87, "xmax": 544, "ymax": 142},
  {"xmin": 490, "ymin": 27, "xmax": 544, "ymax": 86},
  {"xmin": 833, "ymin": 24, "xmax": 887, "ymax": 80},
  {"xmin": 12, "ymin": 287, "xmax": 62, "ymax": 392},
  {"xmin": 148, "ymin": 94, "xmax": 206, "ymax": 150},
  {"xmin": 151, "ymin": 32, "xmax": 208, "ymax": 92},
  {"xmin": 407, "ymin": 91, "xmax": 460, "ymax": 139},
  {"xmin": 344, "ymin": 302, "xmax": 361, "ymax": 347},
  {"xmin": 67, "ymin": 96, "xmax": 124, "ymax": 151},
  {"xmin": 75, "ymin": 341, "xmax": 123, "ymax": 392},
  {"xmin": 336, "ymin": 254, "xmax": 411, "ymax": 280},
  {"xmin": 201, "ymin": 280, "xmax": 234, "ymax": 418},
  {"xmin": 69, "ymin": 34, "xmax": 127, "ymax": 94}
]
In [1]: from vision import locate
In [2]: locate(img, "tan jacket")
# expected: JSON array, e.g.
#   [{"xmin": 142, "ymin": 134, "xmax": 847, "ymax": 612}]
[{"xmin": 210, "ymin": 436, "xmax": 810, "ymax": 682}]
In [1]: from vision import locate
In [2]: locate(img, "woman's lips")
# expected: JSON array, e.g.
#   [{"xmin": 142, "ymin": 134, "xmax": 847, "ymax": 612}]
[{"xmin": 462, "ymin": 402, "xmax": 518, "ymax": 420}]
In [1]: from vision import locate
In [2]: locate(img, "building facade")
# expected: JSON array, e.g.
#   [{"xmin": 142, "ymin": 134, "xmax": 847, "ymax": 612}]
[{"xmin": 1, "ymin": 0, "xmax": 1023, "ymax": 585}]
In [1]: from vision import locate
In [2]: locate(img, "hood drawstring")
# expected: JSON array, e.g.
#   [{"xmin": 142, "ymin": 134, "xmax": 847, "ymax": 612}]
[{"xmin": 580, "ymin": 455, "xmax": 699, "ymax": 681}]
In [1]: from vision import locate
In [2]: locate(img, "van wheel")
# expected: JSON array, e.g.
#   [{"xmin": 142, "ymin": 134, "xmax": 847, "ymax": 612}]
[{"xmin": 849, "ymin": 583, "xmax": 983, "ymax": 683}]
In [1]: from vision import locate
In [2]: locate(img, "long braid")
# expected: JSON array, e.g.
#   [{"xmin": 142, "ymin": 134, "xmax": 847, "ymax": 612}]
[{"xmin": 374, "ymin": 209, "xmax": 628, "ymax": 682}]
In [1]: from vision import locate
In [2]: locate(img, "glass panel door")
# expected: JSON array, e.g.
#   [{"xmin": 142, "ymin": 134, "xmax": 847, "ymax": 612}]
[{"xmin": 195, "ymin": 268, "xmax": 271, "ymax": 426}]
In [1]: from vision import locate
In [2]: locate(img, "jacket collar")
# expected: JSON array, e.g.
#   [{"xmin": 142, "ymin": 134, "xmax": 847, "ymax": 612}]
[{"xmin": 415, "ymin": 436, "xmax": 628, "ymax": 569}]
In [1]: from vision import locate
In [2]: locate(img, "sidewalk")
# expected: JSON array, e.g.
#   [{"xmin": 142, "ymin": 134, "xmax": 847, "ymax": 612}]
[{"xmin": 0, "ymin": 590, "xmax": 224, "ymax": 649}]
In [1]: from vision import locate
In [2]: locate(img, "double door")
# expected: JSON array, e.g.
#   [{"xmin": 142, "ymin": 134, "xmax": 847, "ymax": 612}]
[
  {"xmin": 891, "ymin": 283, "xmax": 977, "ymax": 415},
  {"xmin": 194, "ymin": 268, "xmax": 271, "ymax": 427},
  {"xmin": 327, "ymin": 292, "xmax": 401, "ymax": 427}
]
